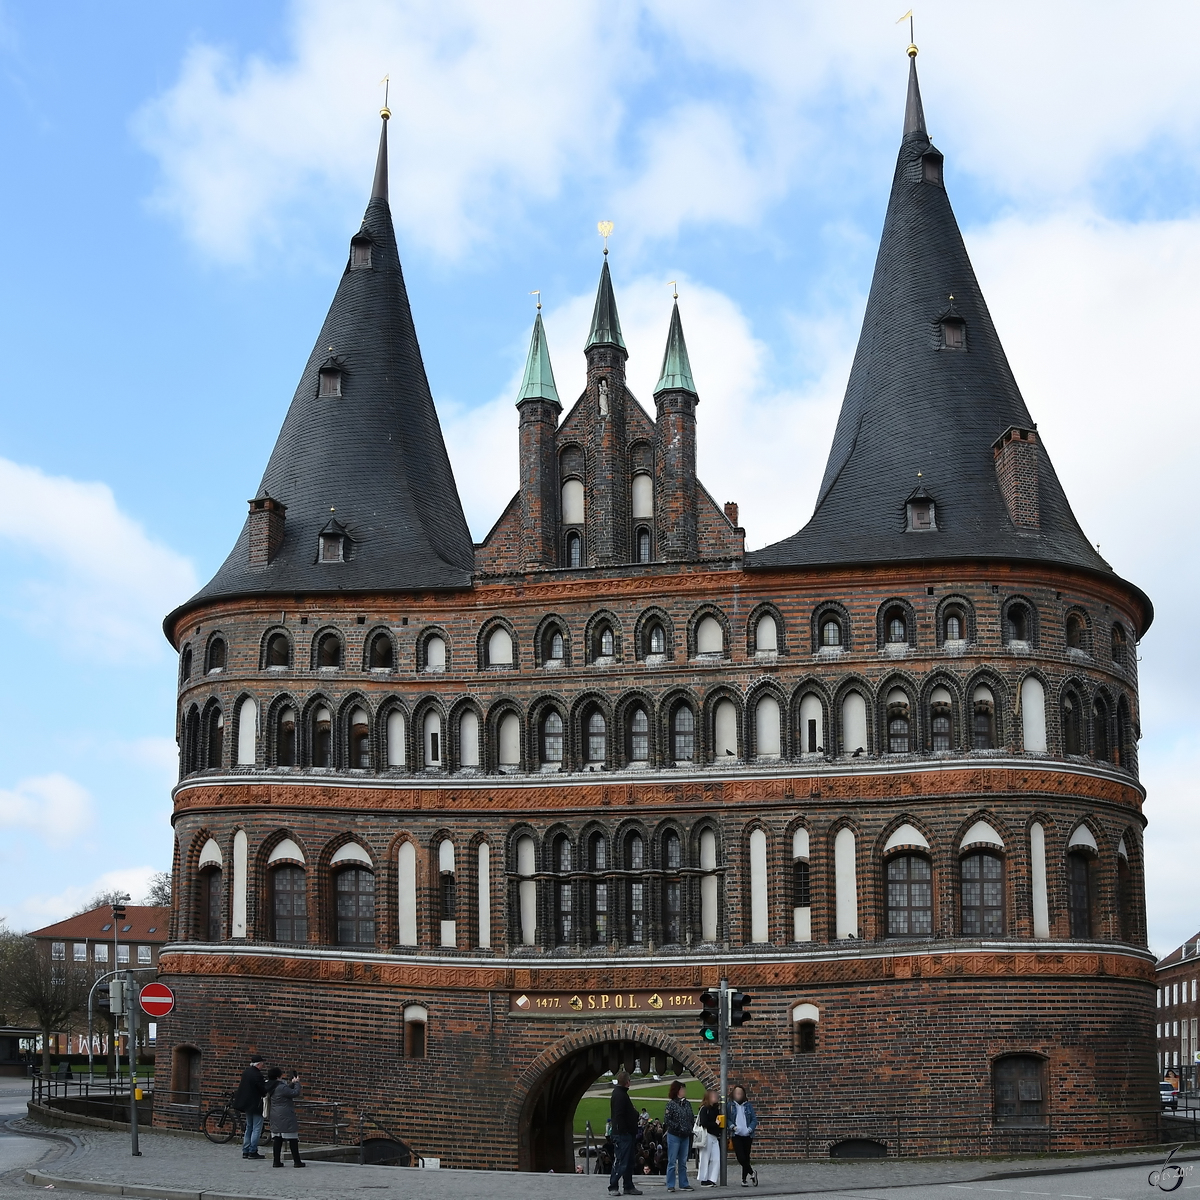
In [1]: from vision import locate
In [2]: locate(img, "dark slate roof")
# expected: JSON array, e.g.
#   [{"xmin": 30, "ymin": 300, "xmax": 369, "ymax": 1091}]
[
  {"xmin": 167, "ymin": 118, "xmax": 474, "ymax": 630},
  {"xmin": 750, "ymin": 58, "xmax": 1129, "ymax": 588}
]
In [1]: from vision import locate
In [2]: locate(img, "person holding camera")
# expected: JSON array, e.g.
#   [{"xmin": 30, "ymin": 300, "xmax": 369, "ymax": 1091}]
[{"xmin": 265, "ymin": 1067, "xmax": 305, "ymax": 1168}]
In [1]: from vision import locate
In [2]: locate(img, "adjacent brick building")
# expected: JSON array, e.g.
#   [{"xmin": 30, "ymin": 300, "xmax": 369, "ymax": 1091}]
[
  {"xmin": 156, "ymin": 52, "xmax": 1157, "ymax": 1167},
  {"xmin": 1156, "ymin": 932, "xmax": 1200, "ymax": 1089}
]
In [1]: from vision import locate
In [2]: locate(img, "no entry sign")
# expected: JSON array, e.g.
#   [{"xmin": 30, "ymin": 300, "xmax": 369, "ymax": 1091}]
[{"xmin": 139, "ymin": 982, "xmax": 175, "ymax": 1018}]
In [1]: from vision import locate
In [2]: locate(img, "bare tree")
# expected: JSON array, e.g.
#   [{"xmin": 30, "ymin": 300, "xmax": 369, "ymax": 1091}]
[
  {"xmin": 143, "ymin": 872, "xmax": 172, "ymax": 907},
  {"xmin": 7, "ymin": 938, "xmax": 90, "ymax": 1076},
  {"xmin": 74, "ymin": 889, "xmax": 131, "ymax": 917}
]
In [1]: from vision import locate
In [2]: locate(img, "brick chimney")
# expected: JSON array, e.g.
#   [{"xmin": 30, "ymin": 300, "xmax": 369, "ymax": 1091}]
[
  {"xmin": 992, "ymin": 426, "xmax": 1039, "ymax": 530},
  {"xmin": 247, "ymin": 495, "xmax": 286, "ymax": 566},
  {"xmin": 724, "ymin": 501, "xmax": 739, "ymax": 527}
]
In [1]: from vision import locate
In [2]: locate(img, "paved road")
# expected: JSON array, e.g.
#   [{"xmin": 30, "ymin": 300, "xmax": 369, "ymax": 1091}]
[{"xmin": 0, "ymin": 1077, "xmax": 65, "ymax": 1187}]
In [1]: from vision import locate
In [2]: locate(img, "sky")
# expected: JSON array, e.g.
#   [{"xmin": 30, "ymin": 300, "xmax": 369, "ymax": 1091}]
[{"xmin": 0, "ymin": 1, "xmax": 1196, "ymax": 954}]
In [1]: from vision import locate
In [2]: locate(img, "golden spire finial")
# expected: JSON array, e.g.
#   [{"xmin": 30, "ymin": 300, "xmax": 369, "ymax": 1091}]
[
  {"xmin": 668, "ymin": 280, "xmax": 678, "ymax": 300},
  {"xmin": 530, "ymin": 289, "xmax": 542, "ymax": 311},
  {"xmin": 597, "ymin": 220, "xmax": 614, "ymax": 255},
  {"xmin": 379, "ymin": 74, "xmax": 391, "ymax": 120},
  {"xmin": 897, "ymin": 9, "xmax": 917, "ymax": 55}
]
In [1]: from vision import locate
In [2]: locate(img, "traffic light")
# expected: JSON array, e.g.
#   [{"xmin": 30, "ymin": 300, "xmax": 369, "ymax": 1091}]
[
  {"xmin": 729, "ymin": 991, "xmax": 753, "ymax": 1026},
  {"xmin": 109, "ymin": 979, "xmax": 126, "ymax": 1017},
  {"xmin": 112, "ymin": 904, "xmax": 127, "ymax": 922},
  {"xmin": 699, "ymin": 990, "xmax": 720, "ymax": 1043}
]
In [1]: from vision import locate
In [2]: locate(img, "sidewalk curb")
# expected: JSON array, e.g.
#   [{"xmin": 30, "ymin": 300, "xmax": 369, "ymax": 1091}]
[{"xmin": 24, "ymin": 1171, "xmax": 273, "ymax": 1200}]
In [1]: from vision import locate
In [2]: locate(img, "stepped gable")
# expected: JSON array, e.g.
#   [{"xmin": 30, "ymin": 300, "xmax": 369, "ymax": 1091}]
[
  {"xmin": 168, "ymin": 115, "xmax": 473, "ymax": 629},
  {"xmin": 750, "ymin": 55, "xmax": 1112, "ymax": 580}
]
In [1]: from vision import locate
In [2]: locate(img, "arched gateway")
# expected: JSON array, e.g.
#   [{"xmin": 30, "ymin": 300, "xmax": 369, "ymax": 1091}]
[{"xmin": 511, "ymin": 1025, "xmax": 713, "ymax": 1173}]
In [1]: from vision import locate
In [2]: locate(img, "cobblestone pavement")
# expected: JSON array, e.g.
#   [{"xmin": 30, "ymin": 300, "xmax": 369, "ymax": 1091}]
[{"xmin": 1, "ymin": 1102, "xmax": 1197, "ymax": 1200}]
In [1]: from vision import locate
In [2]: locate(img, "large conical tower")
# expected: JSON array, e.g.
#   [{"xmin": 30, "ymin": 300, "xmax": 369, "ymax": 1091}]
[
  {"xmin": 752, "ymin": 52, "xmax": 1110, "ymax": 577},
  {"xmin": 170, "ymin": 112, "xmax": 474, "ymax": 625}
]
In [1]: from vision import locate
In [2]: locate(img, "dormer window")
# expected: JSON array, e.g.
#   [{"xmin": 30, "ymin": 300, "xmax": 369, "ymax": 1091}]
[
  {"xmin": 906, "ymin": 488, "xmax": 937, "ymax": 532},
  {"xmin": 942, "ymin": 320, "xmax": 965, "ymax": 349},
  {"xmin": 319, "ymin": 367, "xmax": 342, "ymax": 397},
  {"xmin": 350, "ymin": 237, "xmax": 372, "ymax": 270},
  {"xmin": 922, "ymin": 151, "xmax": 943, "ymax": 185},
  {"xmin": 319, "ymin": 518, "xmax": 348, "ymax": 563}
]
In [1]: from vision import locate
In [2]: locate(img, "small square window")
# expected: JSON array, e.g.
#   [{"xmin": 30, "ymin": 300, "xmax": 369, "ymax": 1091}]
[
  {"xmin": 319, "ymin": 369, "xmax": 342, "ymax": 398},
  {"xmin": 320, "ymin": 533, "xmax": 344, "ymax": 563},
  {"xmin": 922, "ymin": 154, "xmax": 943, "ymax": 185},
  {"xmin": 51, "ymin": 942, "xmax": 65, "ymax": 960},
  {"xmin": 138, "ymin": 945, "xmax": 152, "ymax": 964},
  {"xmin": 94, "ymin": 943, "xmax": 109, "ymax": 963},
  {"xmin": 73, "ymin": 943, "xmax": 88, "ymax": 962},
  {"xmin": 942, "ymin": 321, "xmax": 965, "ymax": 350},
  {"xmin": 351, "ymin": 241, "xmax": 372, "ymax": 269},
  {"xmin": 117, "ymin": 944, "xmax": 130, "ymax": 963}
]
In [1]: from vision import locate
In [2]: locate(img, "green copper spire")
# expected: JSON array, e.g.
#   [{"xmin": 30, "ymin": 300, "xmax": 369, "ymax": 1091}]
[
  {"xmin": 516, "ymin": 310, "xmax": 561, "ymax": 408},
  {"xmin": 584, "ymin": 258, "xmax": 626, "ymax": 351},
  {"xmin": 653, "ymin": 299, "xmax": 697, "ymax": 396}
]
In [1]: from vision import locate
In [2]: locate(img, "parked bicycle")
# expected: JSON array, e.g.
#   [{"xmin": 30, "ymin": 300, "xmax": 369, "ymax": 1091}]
[{"xmin": 202, "ymin": 1094, "xmax": 245, "ymax": 1144}]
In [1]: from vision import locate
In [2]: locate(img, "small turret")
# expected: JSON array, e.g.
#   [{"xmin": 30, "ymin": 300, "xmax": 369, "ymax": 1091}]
[
  {"xmin": 515, "ymin": 310, "xmax": 562, "ymax": 569},
  {"xmin": 653, "ymin": 299, "xmax": 699, "ymax": 561}
]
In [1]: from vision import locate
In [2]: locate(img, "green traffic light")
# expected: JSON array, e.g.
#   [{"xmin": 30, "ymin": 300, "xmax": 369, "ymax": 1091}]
[{"xmin": 700, "ymin": 1026, "xmax": 718, "ymax": 1042}]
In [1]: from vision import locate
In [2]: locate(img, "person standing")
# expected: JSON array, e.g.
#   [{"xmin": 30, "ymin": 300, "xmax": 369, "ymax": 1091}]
[
  {"xmin": 696, "ymin": 1089, "xmax": 721, "ymax": 1186},
  {"xmin": 265, "ymin": 1068, "xmax": 306, "ymax": 1168},
  {"xmin": 232, "ymin": 1053, "xmax": 268, "ymax": 1159},
  {"xmin": 729, "ymin": 1085, "xmax": 758, "ymax": 1186},
  {"xmin": 608, "ymin": 1071, "xmax": 643, "ymax": 1197},
  {"xmin": 663, "ymin": 1080, "xmax": 695, "ymax": 1192}
]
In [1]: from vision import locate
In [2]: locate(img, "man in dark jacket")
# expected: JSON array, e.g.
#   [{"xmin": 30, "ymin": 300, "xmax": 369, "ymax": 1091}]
[
  {"xmin": 608, "ymin": 1070, "xmax": 642, "ymax": 1196},
  {"xmin": 231, "ymin": 1053, "xmax": 268, "ymax": 1159}
]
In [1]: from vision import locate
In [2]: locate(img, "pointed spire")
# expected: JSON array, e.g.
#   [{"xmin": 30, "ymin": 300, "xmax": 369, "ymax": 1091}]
[
  {"xmin": 371, "ymin": 110, "xmax": 389, "ymax": 201},
  {"xmin": 654, "ymin": 300, "xmax": 697, "ymax": 396},
  {"xmin": 516, "ymin": 311, "xmax": 561, "ymax": 408},
  {"xmin": 903, "ymin": 51, "xmax": 926, "ymax": 137},
  {"xmin": 584, "ymin": 259, "xmax": 626, "ymax": 351}
]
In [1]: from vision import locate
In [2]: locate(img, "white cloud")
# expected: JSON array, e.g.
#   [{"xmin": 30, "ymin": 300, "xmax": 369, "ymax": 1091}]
[
  {"xmin": 0, "ymin": 774, "xmax": 93, "ymax": 840},
  {"xmin": 8, "ymin": 866, "xmax": 164, "ymax": 932},
  {"xmin": 0, "ymin": 457, "xmax": 197, "ymax": 661}
]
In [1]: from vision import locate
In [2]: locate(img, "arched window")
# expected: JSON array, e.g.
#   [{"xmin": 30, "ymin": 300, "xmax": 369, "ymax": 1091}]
[
  {"xmin": 199, "ymin": 866, "xmax": 223, "ymax": 941},
  {"xmin": 696, "ymin": 615, "xmax": 724, "ymax": 655},
  {"xmin": 596, "ymin": 624, "xmax": 615, "ymax": 659},
  {"xmin": 886, "ymin": 689, "xmax": 910, "ymax": 753},
  {"xmin": 1092, "ymin": 697, "xmax": 1110, "ymax": 762},
  {"xmin": 589, "ymin": 832, "xmax": 609, "ymax": 946},
  {"xmin": 662, "ymin": 831, "xmax": 682, "ymax": 944},
  {"xmin": 487, "ymin": 626, "xmax": 514, "ymax": 667},
  {"xmin": 516, "ymin": 835, "xmax": 537, "ymax": 946},
  {"xmin": 943, "ymin": 606, "xmax": 965, "ymax": 643},
  {"xmin": 631, "ymin": 473, "xmax": 654, "ymax": 519},
  {"xmin": 459, "ymin": 709, "xmax": 480, "ymax": 768},
  {"xmin": 236, "ymin": 697, "xmax": 256, "ymax": 766},
  {"xmin": 799, "ymin": 693, "xmax": 824, "ymax": 756},
  {"xmin": 312, "ymin": 706, "xmax": 332, "ymax": 767},
  {"xmin": 1116, "ymin": 696, "xmax": 1133, "ymax": 770},
  {"xmin": 961, "ymin": 853, "xmax": 1003, "ymax": 935},
  {"xmin": 181, "ymin": 646, "xmax": 193, "ymax": 682},
  {"xmin": 1021, "ymin": 677, "xmax": 1047, "ymax": 752},
  {"xmin": 841, "ymin": 691, "xmax": 868, "ymax": 756},
  {"xmin": 586, "ymin": 710, "xmax": 607, "ymax": 764},
  {"xmin": 276, "ymin": 707, "xmax": 297, "ymax": 766},
  {"xmin": 368, "ymin": 633, "xmax": 393, "ymax": 670},
  {"xmin": 566, "ymin": 532, "xmax": 582, "ymax": 568},
  {"xmin": 1062, "ymin": 691, "xmax": 1083, "ymax": 754},
  {"xmin": 271, "ymin": 866, "xmax": 306, "ymax": 942},
  {"xmin": 316, "ymin": 633, "xmax": 342, "ymax": 669},
  {"xmin": 554, "ymin": 835, "xmax": 573, "ymax": 947},
  {"xmin": 1117, "ymin": 847, "xmax": 1134, "ymax": 941},
  {"xmin": 1067, "ymin": 851, "xmax": 1093, "ymax": 937},
  {"xmin": 423, "ymin": 634, "xmax": 446, "ymax": 673},
  {"xmin": 1111, "ymin": 624, "xmax": 1127, "ymax": 666},
  {"xmin": 627, "ymin": 707, "xmax": 649, "ymax": 763},
  {"xmin": 397, "ymin": 842, "xmax": 417, "ymax": 946},
  {"xmin": 206, "ymin": 637, "xmax": 226, "ymax": 673},
  {"xmin": 886, "ymin": 855, "xmax": 932, "ymax": 937},
  {"xmin": 700, "ymin": 829, "xmax": 718, "ymax": 942},
  {"xmin": 973, "ymin": 685, "xmax": 996, "ymax": 750},
  {"xmin": 1066, "ymin": 614, "xmax": 1084, "ymax": 650},
  {"xmin": 205, "ymin": 708, "xmax": 223, "ymax": 769},
  {"xmin": 477, "ymin": 843, "xmax": 491, "ymax": 949},
  {"xmin": 335, "ymin": 868, "xmax": 375, "ymax": 946},
  {"xmin": 403, "ymin": 1005, "xmax": 427, "ymax": 1059},
  {"xmin": 792, "ymin": 828, "xmax": 811, "ymax": 942},
  {"xmin": 438, "ymin": 840, "xmax": 456, "ymax": 947},
  {"xmin": 930, "ymin": 686, "xmax": 953, "ymax": 752},
  {"xmin": 265, "ymin": 633, "xmax": 289, "ymax": 668},
  {"xmin": 821, "ymin": 618, "xmax": 842, "ymax": 648},
  {"xmin": 542, "ymin": 623, "xmax": 566, "ymax": 665},
  {"xmin": 625, "ymin": 833, "xmax": 645, "ymax": 945},
  {"xmin": 636, "ymin": 528, "xmax": 652, "ymax": 563},
  {"xmin": 385, "ymin": 710, "xmax": 406, "ymax": 768},
  {"xmin": 755, "ymin": 695, "xmax": 781, "ymax": 758},
  {"xmin": 1006, "ymin": 602, "xmax": 1031, "ymax": 643},
  {"xmin": 647, "ymin": 622, "xmax": 666, "ymax": 656},
  {"xmin": 994, "ymin": 1056, "xmax": 1045, "ymax": 1127},
  {"xmin": 792, "ymin": 1005, "xmax": 819, "ymax": 1055},
  {"xmin": 423, "ymin": 711, "xmax": 442, "ymax": 767},
  {"xmin": 671, "ymin": 704, "xmax": 695, "ymax": 763},
  {"xmin": 749, "ymin": 828, "xmax": 769, "ymax": 943},
  {"xmin": 713, "ymin": 698, "xmax": 738, "ymax": 759},
  {"xmin": 541, "ymin": 711, "xmax": 564, "ymax": 766},
  {"xmin": 348, "ymin": 707, "xmax": 370, "ymax": 769},
  {"xmin": 561, "ymin": 478, "xmax": 585, "ymax": 525},
  {"xmin": 755, "ymin": 614, "xmax": 778, "ymax": 654},
  {"xmin": 498, "ymin": 712, "xmax": 521, "ymax": 768}
]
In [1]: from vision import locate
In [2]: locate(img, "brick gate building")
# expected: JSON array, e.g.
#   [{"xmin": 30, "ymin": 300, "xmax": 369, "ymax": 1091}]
[{"xmin": 157, "ymin": 52, "xmax": 1156, "ymax": 1167}]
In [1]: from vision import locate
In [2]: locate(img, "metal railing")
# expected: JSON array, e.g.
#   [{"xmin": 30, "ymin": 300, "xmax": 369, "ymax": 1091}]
[
  {"xmin": 354, "ymin": 1111, "xmax": 415, "ymax": 1166},
  {"xmin": 153, "ymin": 1089, "xmax": 352, "ymax": 1147},
  {"xmin": 31, "ymin": 1073, "xmax": 155, "ymax": 1106}
]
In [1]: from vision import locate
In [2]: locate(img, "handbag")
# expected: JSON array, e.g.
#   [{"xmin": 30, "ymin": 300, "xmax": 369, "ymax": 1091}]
[{"xmin": 692, "ymin": 1125, "xmax": 709, "ymax": 1150}]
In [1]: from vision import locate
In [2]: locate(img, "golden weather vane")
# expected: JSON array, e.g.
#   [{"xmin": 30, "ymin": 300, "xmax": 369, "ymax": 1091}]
[
  {"xmin": 668, "ymin": 280, "xmax": 679, "ymax": 300},
  {"xmin": 530, "ymin": 290, "xmax": 542, "ymax": 311},
  {"xmin": 896, "ymin": 8, "xmax": 917, "ymax": 56},
  {"xmin": 379, "ymin": 73, "xmax": 391, "ymax": 119},
  {"xmin": 597, "ymin": 220, "xmax": 613, "ymax": 254}
]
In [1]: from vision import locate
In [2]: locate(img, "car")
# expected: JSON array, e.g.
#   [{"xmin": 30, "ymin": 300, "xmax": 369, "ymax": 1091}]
[{"xmin": 1161, "ymin": 1081, "xmax": 1179, "ymax": 1111}]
